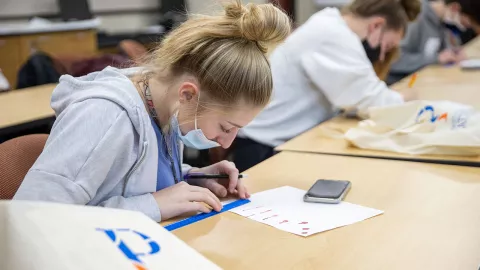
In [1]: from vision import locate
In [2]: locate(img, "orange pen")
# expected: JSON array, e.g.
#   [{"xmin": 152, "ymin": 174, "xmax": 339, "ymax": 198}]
[{"xmin": 408, "ymin": 73, "xmax": 418, "ymax": 88}]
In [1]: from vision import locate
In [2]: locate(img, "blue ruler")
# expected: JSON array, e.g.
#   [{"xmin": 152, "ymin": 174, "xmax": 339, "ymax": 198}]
[{"xmin": 164, "ymin": 199, "xmax": 251, "ymax": 231}]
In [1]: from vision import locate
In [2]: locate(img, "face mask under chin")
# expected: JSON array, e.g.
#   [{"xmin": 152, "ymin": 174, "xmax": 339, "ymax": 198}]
[
  {"xmin": 362, "ymin": 39, "xmax": 382, "ymax": 64},
  {"xmin": 174, "ymin": 101, "xmax": 220, "ymax": 150}
]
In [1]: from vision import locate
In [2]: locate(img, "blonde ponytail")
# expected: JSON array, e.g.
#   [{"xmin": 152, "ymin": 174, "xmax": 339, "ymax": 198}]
[{"xmin": 146, "ymin": 0, "xmax": 291, "ymax": 107}]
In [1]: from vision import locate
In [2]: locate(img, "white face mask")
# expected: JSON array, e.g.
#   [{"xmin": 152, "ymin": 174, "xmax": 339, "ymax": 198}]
[{"xmin": 174, "ymin": 94, "xmax": 220, "ymax": 150}]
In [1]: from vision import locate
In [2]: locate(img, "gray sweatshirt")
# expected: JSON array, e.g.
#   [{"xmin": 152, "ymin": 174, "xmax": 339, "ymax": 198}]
[
  {"xmin": 14, "ymin": 67, "xmax": 191, "ymax": 222},
  {"xmin": 389, "ymin": 0, "xmax": 450, "ymax": 78}
]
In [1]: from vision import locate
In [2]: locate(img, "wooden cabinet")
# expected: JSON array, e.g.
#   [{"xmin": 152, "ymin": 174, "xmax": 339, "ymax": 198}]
[
  {"xmin": 19, "ymin": 30, "xmax": 97, "ymax": 60},
  {"xmin": 0, "ymin": 29, "xmax": 97, "ymax": 89},
  {"xmin": 0, "ymin": 36, "xmax": 22, "ymax": 89}
]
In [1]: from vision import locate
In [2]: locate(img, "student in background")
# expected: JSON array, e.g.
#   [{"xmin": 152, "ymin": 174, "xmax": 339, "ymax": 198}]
[
  {"xmin": 14, "ymin": 1, "xmax": 291, "ymax": 222},
  {"xmin": 388, "ymin": 0, "xmax": 471, "ymax": 84},
  {"xmin": 455, "ymin": 0, "xmax": 480, "ymax": 33},
  {"xmin": 444, "ymin": 25, "xmax": 477, "ymax": 45},
  {"xmin": 231, "ymin": 0, "xmax": 421, "ymax": 172}
]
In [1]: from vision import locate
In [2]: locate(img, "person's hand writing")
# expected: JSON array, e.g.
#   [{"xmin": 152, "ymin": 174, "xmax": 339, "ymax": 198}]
[
  {"xmin": 188, "ymin": 161, "xmax": 250, "ymax": 199},
  {"xmin": 438, "ymin": 49, "xmax": 458, "ymax": 65},
  {"xmin": 401, "ymin": 87, "xmax": 418, "ymax": 102},
  {"xmin": 454, "ymin": 49, "xmax": 467, "ymax": 62},
  {"xmin": 392, "ymin": 85, "xmax": 417, "ymax": 102}
]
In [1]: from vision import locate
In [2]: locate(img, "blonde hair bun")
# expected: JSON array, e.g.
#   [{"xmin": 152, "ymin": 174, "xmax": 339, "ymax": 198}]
[
  {"xmin": 147, "ymin": 0, "xmax": 291, "ymax": 108},
  {"xmin": 224, "ymin": 1, "xmax": 291, "ymax": 53}
]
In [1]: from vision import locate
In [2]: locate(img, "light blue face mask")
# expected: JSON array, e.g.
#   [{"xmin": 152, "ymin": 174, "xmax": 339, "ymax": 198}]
[{"xmin": 174, "ymin": 95, "xmax": 220, "ymax": 150}]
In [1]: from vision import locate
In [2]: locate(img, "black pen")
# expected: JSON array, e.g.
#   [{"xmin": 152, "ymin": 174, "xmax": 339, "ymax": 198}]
[{"xmin": 184, "ymin": 173, "xmax": 248, "ymax": 180}]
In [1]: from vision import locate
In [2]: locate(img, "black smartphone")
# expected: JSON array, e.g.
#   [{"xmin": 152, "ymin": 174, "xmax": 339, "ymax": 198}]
[{"xmin": 304, "ymin": 179, "xmax": 351, "ymax": 204}]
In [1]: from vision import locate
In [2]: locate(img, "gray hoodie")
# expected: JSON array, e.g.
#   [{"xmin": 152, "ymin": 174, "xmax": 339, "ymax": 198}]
[
  {"xmin": 14, "ymin": 67, "xmax": 190, "ymax": 222},
  {"xmin": 389, "ymin": 0, "xmax": 450, "ymax": 82}
]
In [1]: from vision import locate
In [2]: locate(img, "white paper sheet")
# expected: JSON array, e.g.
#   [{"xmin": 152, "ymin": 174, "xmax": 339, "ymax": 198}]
[
  {"xmin": 229, "ymin": 186, "xmax": 383, "ymax": 237},
  {"xmin": 460, "ymin": 59, "xmax": 480, "ymax": 70}
]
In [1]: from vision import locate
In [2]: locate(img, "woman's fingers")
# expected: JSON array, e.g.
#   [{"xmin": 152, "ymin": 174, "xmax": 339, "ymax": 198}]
[
  {"xmin": 220, "ymin": 161, "xmax": 240, "ymax": 193},
  {"xmin": 180, "ymin": 202, "xmax": 212, "ymax": 214},
  {"xmin": 203, "ymin": 179, "xmax": 228, "ymax": 198},
  {"xmin": 236, "ymin": 179, "xmax": 248, "ymax": 199},
  {"xmin": 187, "ymin": 186, "xmax": 222, "ymax": 211}
]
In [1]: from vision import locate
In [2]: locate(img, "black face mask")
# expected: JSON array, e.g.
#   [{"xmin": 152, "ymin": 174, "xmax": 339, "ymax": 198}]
[{"xmin": 362, "ymin": 39, "xmax": 381, "ymax": 64}]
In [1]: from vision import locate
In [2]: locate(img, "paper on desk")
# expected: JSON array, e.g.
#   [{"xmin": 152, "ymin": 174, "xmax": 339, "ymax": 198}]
[
  {"xmin": 229, "ymin": 186, "xmax": 383, "ymax": 237},
  {"xmin": 460, "ymin": 59, "xmax": 480, "ymax": 70}
]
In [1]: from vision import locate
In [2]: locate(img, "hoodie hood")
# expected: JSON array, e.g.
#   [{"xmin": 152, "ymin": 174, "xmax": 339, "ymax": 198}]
[
  {"xmin": 52, "ymin": 66, "xmax": 146, "ymax": 135},
  {"xmin": 422, "ymin": 0, "xmax": 443, "ymax": 28}
]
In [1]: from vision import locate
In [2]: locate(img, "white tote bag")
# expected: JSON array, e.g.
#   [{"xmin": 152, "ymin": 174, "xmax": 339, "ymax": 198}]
[
  {"xmin": 0, "ymin": 201, "xmax": 221, "ymax": 270},
  {"xmin": 344, "ymin": 101, "xmax": 480, "ymax": 156}
]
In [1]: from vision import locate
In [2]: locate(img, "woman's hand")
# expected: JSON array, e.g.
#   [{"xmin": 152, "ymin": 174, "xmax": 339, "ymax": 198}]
[
  {"xmin": 400, "ymin": 87, "xmax": 418, "ymax": 102},
  {"xmin": 153, "ymin": 182, "xmax": 222, "ymax": 221},
  {"xmin": 188, "ymin": 161, "xmax": 250, "ymax": 199},
  {"xmin": 438, "ymin": 49, "xmax": 458, "ymax": 65},
  {"xmin": 454, "ymin": 49, "xmax": 467, "ymax": 62}
]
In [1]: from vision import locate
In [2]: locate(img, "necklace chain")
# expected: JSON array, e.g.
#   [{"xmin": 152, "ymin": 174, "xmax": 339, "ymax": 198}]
[{"xmin": 139, "ymin": 77, "xmax": 182, "ymax": 184}]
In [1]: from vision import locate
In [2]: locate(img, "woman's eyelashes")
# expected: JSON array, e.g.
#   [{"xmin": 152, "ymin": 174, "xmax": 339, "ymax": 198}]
[
  {"xmin": 220, "ymin": 124, "xmax": 237, "ymax": 134},
  {"xmin": 220, "ymin": 125, "xmax": 230, "ymax": 133}
]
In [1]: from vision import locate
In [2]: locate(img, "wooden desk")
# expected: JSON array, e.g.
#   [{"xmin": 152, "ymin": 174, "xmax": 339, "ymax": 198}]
[
  {"xmin": 393, "ymin": 66, "xmax": 480, "ymax": 108},
  {"xmin": 464, "ymin": 36, "xmax": 480, "ymax": 58},
  {"xmin": 171, "ymin": 152, "xmax": 480, "ymax": 270},
  {"xmin": 277, "ymin": 117, "xmax": 480, "ymax": 166},
  {"xmin": 391, "ymin": 36, "xmax": 480, "ymax": 106},
  {"xmin": 0, "ymin": 84, "xmax": 56, "ymax": 132}
]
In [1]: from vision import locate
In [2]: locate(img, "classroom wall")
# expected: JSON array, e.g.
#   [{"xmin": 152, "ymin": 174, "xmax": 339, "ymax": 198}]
[
  {"xmin": 295, "ymin": 0, "xmax": 351, "ymax": 25},
  {"xmin": 0, "ymin": 0, "xmax": 268, "ymax": 33},
  {"xmin": 188, "ymin": 0, "xmax": 267, "ymax": 15},
  {"xmin": 0, "ymin": 0, "xmax": 159, "ymax": 33},
  {"xmin": 295, "ymin": 0, "xmax": 318, "ymax": 25}
]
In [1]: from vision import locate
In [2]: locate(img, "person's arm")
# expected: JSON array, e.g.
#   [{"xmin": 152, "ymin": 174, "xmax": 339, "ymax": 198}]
[
  {"xmin": 14, "ymin": 99, "xmax": 161, "ymax": 221},
  {"xmin": 390, "ymin": 21, "xmax": 438, "ymax": 74},
  {"xmin": 300, "ymin": 41, "xmax": 404, "ymax": 113},
  {"xmin": 389, "ymin": 49, "xmax": 437, "ymax": 74},
  {"xmin": 98, "ymin": 194, "xmax": 160, "ymax": 221}
]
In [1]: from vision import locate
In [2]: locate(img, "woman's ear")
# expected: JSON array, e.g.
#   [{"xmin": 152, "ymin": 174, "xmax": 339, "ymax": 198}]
[
  {"xmin": 178, "ymin": 82, "xmax": 200, "ymax": 104},
  {"xmin": 368, "ymin": 16, "xmax": 386, "ymax": 33}
]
